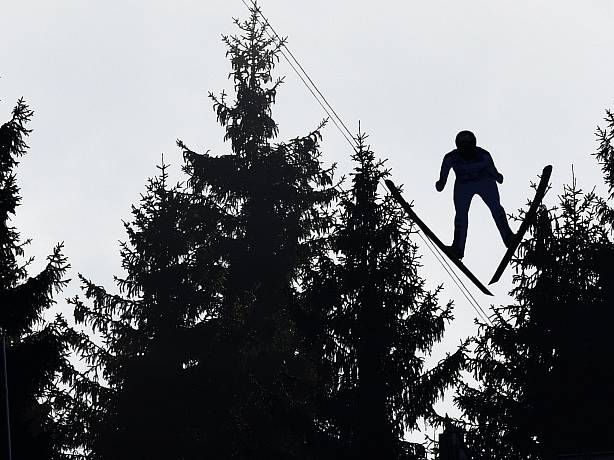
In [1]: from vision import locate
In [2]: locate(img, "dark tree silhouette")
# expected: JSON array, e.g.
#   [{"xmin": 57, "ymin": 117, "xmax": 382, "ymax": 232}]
[
  {"xmin": 456, "ymin": 167, "xmax": 614, "ymax": 457},
  {"xmin": 306, "ymin": 131, "xmax": 464, "ymax": 459},
  {"xmin": 67, "ymin": 161, "xmax": 225, "ymax": 459},
  {"xmin": 595, "ymin": 106, "xmax": 614, "ymax": 227},
  {"xmin": 176, "ymin": 5, "xmax": 337, "ymax": 457},
  {"xmin": 0, "ymin": 98, "xmax": 73, "ymax": 459},
  {"xmin": 69, "ymin": 4, "xmax": 337, "ymax": 459},
  {"xmin": 594, "ymin": 106, "xmax": 614, "ymax": 306}
]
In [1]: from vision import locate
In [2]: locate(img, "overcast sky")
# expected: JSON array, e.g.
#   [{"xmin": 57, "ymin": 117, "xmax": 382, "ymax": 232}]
[{"xmin": 2, "ymin": 0, "xmax": 613, "ymax": 440}]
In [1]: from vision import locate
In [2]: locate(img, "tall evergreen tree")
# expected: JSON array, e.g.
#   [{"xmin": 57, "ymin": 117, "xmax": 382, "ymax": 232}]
[
  {"xmin": 593, "ymin": 106, "xmax": 614, "ymax": 304},
  {"xmin": 67, "ymin": 161, "xmax": 226, "ymax": 459},
  {"xmin": 177, "ymin": 5, "xmax": 337, "ymax": 458},
  {"xmin": 456, "ymin": 159, "xmax": 614, "ymax": 457},
  {"xmin": 306, "ymin": 131, "xmax": 464, "ymax": 459},
  {"xmin": 0, "ymin": 98, "xmax": 73, "ymax": 458},
  {"xmin": 595, "ymin": 106, "xmax": 614, "ymax": 228},
  {"xmin": 70, "ymin": 4, "xmax": 337, "ymax": 459}
]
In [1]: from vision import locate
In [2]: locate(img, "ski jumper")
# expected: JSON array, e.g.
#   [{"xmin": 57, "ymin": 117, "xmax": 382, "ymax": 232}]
[{"xmin": 437, "ymin": 146, "xmax": 513, "ymax": 258}]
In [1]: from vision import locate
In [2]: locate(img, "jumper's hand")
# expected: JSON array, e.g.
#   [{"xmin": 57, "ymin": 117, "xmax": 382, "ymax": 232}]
[
  {"xmin": 496, "ymin": 173, "xmax": 504, "ymax": 184},
  {"xmin": 435, "ymin": 180, "xmax": 444, "ymax": 192}
]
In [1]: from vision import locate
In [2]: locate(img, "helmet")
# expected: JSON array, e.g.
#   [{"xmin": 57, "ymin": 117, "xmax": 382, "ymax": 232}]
[{"xmin": 455, "ymin": 130, "xmax": 476, "ymax": 150}]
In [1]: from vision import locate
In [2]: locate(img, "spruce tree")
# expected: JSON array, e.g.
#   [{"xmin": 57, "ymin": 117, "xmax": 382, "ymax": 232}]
[
  {"xmin": 595, "ymin": 106, "xmax": 614, "ymax": 228},
  {"xmin": 456, "ymin": 170, "xmax": 614, "ymax": 457},
  {"xmin": 67, "ymin": 161, "xmax": 226, "ymax": 459},
  {"xmin": 593, "ymin": 107, "xmax": 614, "ymax": 309},
  {"xmin": 69, "ymin": 4, "xmax": 337, "ymax": 458},
  {"xmin": 177, "ymin": 5, "xmax": 337, "ymax": 458},
  {"xmin": 306, "ymin": 131, "xmax": 464, "ymax": 459},
  {"xmin": 0, "ymin": 98, "xmax": 73, "ymax": 458}
]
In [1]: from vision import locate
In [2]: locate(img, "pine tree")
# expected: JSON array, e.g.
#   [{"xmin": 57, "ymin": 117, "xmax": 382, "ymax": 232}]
[
  {"xmin": 594, "ymin": 106, "xmax": 614, "ymax": 230},
  {"xmin": 0, "ymin": 98, "xmax": 72, "ymax": 458},
  {"xmin": 593, "ymin": 110, "xmax": 614, "ymax": 340},
  {"xmin": 177, "ymin": 4, "xmax": 337, "ymax": 458},
  {"xmin": 67, "ymin": 161, "xmax": 226, "ymax": 459},
  {"xmin": 456, "ymin": 171, "xmax": 614, "ymax": 457},
  {"xmin": 68, "ymin": 4, "xmax": 337, "ymax": 458},
  {"xmin": 306, "ymin": 131, "xmax": 464, "ymax": 459}
]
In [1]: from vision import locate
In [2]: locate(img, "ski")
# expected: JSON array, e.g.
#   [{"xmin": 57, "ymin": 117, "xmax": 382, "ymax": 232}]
[
  {"xmin": 385, "ymin": 179, "xmax": 493, "ymax": 297},
  {"xmin": 489, "ymin": 165, "xmax": 553, "ymax": 285}
]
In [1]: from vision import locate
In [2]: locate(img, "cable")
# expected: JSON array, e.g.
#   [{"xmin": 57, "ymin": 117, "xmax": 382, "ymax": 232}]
[
  {"xmin": 240, "ymin": 0, "xmax": 359, "ymax": 153},
  {"xmin": 416, "ymin": 231, "xmax": 492, "ymax": 325},
  {"xmin": 439, "ymin": 251, "xmax": 492, "ymax": 324},
  {"xmin": 246, "ymin": 0, "xmax": 357, "ymax": 144},
  {"xmin": 276, "ymin": 45, "xmax": 358, "ymax": 152},
  {"xmin": 417, "ymin": 233, "xmax": 485, "ymax": 322},
  {"xmin": 238, "ymin": 0, "xmax": 493, "ymax": 323},
  {"xmin": 412, "ymin": 227, "xmax": 488, "ymax": 319}
]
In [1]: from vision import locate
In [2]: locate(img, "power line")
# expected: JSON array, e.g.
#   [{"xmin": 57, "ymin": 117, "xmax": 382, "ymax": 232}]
[
  {"xmin": 418, "ymin": 233, "xmax": 492, "ymax": 325},
  {"xmin": 240, "ymin": 0, "xmax": 359, "ymax": 153},
  {"xmin": 278, "ymin": 46, "xmax": 357, "ymax": 151},
  {"xmin": 245, "ymin": 0, "xmax": 357, "ymax": 144},
  {"xmin": 406, "ymin": 208, "xmax": 491, "ymax": 324}
]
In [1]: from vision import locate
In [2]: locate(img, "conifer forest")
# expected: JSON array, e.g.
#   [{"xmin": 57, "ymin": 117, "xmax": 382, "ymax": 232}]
[{"xmin": 1, "ymin": 3, "xmax": 614, "ymax": 459}]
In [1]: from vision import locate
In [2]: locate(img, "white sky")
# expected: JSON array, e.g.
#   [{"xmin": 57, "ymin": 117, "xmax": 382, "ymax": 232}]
[{"xmin": 2, "ymin": 0, "xmax": 613, "ymax": 446}]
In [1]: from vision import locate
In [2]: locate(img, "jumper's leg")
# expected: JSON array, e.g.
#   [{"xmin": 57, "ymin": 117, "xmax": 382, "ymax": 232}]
[
  {"xmin": 478, "ymin": 180, "xmax": 514, "ymax": 246},
  {"xmin": 452, "ymin": 183, "xmax": 474, "ymax": 259}
]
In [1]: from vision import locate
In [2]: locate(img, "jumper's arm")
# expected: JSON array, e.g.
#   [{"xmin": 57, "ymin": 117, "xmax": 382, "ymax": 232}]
[{"xmin": 436, "ymin": 155, "xmax": 453, "ymax": 191}]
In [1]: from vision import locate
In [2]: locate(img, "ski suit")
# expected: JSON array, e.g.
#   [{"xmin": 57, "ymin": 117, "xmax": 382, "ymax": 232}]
[{"xmin": 436, "ymin": 146, "xmax": 513, "ymax": 258}]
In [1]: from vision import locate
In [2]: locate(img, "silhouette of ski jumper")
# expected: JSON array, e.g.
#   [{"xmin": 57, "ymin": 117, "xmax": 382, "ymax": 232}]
[{"xmin": 436, "ymin": 131, "xmax": 514, "ymax": 259}]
